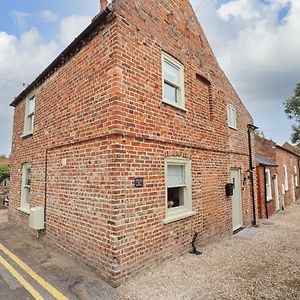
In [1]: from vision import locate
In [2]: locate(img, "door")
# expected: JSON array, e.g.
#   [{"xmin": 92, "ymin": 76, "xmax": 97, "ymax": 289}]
[
  {"xmin": 292, "ymin": 175, "xmax": 296, "ymax": 202},
  {"xmin": 231, "ymin": 169, "xmax": 243, "ymax": 231},
  {"xmin": 274, "ymin": 174, "xmax": 280, "ymax": 211}
]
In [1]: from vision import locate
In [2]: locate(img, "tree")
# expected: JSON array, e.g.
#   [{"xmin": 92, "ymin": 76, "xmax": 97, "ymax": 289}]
[
  {"xmin": 284, "ymin": 83, "xmax": 300, "ymax": 145},
  {"xmin": 0, "ymin": 164, "xmax": 10, "ymax": 183}
]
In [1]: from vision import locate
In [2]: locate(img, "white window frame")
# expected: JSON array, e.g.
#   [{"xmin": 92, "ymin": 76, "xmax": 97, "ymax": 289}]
[
  {"xmin": 227, "ymin": 104, "xmax": 237, "ymax": 129},
  {"xmin": 284, "ymin": 164, "xmax": 289, "ymax": 191},
  {"xmin": 294, "ymin": 166, "xmax": 298, "ymax": 187},
  {"xmin": 162, "ymin": 52, "xmax": 185, "ymax": 110},
  {"xmin": 265, "ymin": 168, "xmax": 272, "ymax": 201},
  {"xmin": 20, "ymin": 164, "xmax": 31, "ymax": 214},
  {"xmin": 23, "ymin": 90, "xmax": 35, "ymax": 136},
  {"xmin": 163, "ymin": 157, "xmax": 195, "ymax": 224}
]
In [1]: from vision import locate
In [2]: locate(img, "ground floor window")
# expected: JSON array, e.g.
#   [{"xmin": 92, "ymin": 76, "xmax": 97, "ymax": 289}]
[
  {"xmin": 265, "ymin": 168, "xmax": 272, "ymax": 201},
  {"xmin": 164, "ymin": 157, "xmax": 194, "ymax": 223},
  {"xmin": 21, "ymin": 164, "xmax": 31, "ymax": 213}
]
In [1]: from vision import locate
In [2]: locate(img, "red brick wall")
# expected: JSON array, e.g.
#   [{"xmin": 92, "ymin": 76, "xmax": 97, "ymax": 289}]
[
  {"xmin": 9, "ymin": 0, "xmax": 256, "ymax": 286},
  {"xmin": 276, "ymin": 147, "xmax": 300, "ymax": 208}
]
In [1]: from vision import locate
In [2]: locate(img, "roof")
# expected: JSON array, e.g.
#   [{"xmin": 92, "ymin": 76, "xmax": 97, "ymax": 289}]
[
  {"xmin": 276, "ymin": 143, "xmax": 300, "ymax": 158},
  {"xmin": 281, "ymin": 142, "xmax": 300, "ymax": 157},
  {"xmin": 255, "ymin": 154, "xmax": 278, "ymax": 167},
  {"xmin": 10, "ymin": 6, "xmax": 113, "ymax": 107}
]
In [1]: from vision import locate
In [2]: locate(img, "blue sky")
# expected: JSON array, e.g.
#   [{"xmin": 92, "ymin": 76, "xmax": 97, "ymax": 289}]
[{"xmin": 0, "ymin": 0, "xmax": 299, "ymax": 156}]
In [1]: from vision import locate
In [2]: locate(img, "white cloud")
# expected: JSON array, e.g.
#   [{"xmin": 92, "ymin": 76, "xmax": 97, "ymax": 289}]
[
  {"xmin": 191, "ymin": 0, "xmax": 299, "ymax": 143},
  {"xmin": 59, "ymin": 15, "xmax": 91, "ymax": 46},
  {"xmin": 11, "ymin": 11, "xmax": 31, "ymax": 30},
  {"xmin": 0, "ymin": 14, "xmax": 92, "ymax": 155},
  {"xmin": 218, "ymin": 0, "xmax": 260, "ymax": 21},
  {"xmin": 40, "ymin": 10, "xmax": 58, "ymax": 23}
]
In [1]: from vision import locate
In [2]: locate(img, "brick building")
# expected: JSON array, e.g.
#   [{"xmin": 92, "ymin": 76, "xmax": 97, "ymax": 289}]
[
  {"xmin": 255, "ymin": 135, "xmax": 299, "ymax": 219},
  {"xmin": 9, "ymin": 0, "xmax": 257, "ymax": 286}
]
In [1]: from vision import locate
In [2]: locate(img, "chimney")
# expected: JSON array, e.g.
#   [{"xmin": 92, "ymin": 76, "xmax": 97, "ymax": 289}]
[{"xmin": 100, "ymin": 0, "xmax": 108, "ymax": 12}]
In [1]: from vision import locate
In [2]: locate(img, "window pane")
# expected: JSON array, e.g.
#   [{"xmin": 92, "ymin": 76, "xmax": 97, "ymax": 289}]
[
  {"xmin": 164, "ymin": 83, "xmax": 177, "ymax": 103},
  {"xmin": 164, "ymin": 61, "xmax": 179, "ymax": 85},
  {"xmin": 25, "ymin": 187, "xmax": 30, "ymax": 204},
  {"xmin": 25, "ymin": 168, "xmax": 31, "ymax": 186},
  {"xmin": 265, "ymin": 170, "xmax": 269, "ymax": 185},
  {"xmin": 167, "ymin": 187, "xmax": 184, "ymax": 208},
  {"xmin": 167, "ymin": 165, "xmax": 185, "ymax": 186},
  {"xmin": 28, "ymin": 96, "xmax": 35, "ymax": 115}
]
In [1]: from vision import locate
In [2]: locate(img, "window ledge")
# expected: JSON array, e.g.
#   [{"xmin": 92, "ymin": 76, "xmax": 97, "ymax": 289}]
[
  {"xmin": 267, "ymin": 198, "xmax": 273, "ymax": 202},
  {"xmin": 21, "ymin": 132, "xmax": 33, "ymax": 139},
  {"xmin": 162, "ymin": 100, "xmax": 187, "ymax": 112},
  {"xmin": 228, "ymin": 126, "xmax": 237, "ymax": 131},
  {"xmin": 18, "ymin": 207, "xmax": 30, "ymax": 215},
  {"xmin": 163, "ymin": 211, "xmax": 196, "ymax": 224}
]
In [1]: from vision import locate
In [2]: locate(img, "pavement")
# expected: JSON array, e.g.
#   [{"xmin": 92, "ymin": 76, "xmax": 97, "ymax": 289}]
[{"xmin": 0, "ymin": 208, "xmax": 116, "ymax": 300}]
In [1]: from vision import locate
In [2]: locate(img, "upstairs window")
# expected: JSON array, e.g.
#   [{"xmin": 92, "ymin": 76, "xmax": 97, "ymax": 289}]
[
  {"xmin": 21, "ymin": 164, "xmax": 31, "ymax": 214},
  {"xmin": 265, "ymin": 168, "xmax": 272, "ymax": 201},
  {"xmin": 24, "ymin": 92, "xmax": 35, "ymax": 135},
  {"xmin": 162, "ymin": 52, "xmax": 185, "ymax": 110},
  {"xmin": 284, "ymin": 164, "xmax": 289, "ymax": 191},
  {"xmin": 227, "ymin": 104, "xmax": 236, "ymax": 129}
]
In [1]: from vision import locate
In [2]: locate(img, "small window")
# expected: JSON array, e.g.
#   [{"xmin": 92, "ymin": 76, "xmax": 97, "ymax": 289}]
[
  {"xmin": 24, "ymin": 92, "xmax": 35, "ymax": 135},
  {"xmin": 284, "ymin": 164, "xmax": 289, "ymax": 191},
  {"xmin": 227, "ymin": 104, "xmax": 236, "ymax": 129},
  {"xmin": 265, "ymin": 168, "xmax": 272, "ymax": 201},
  {"xmin": 294, "ymin": 166, "xmax": 298, "ymax": 187},
  {"xmin": 21, "ymin": 164, "xmax": 31, "ymax": 213},
  {"xmin": 164, "ymin": 157, "xmax": 194, "ymax": 223},
  {"xmin": 162, "ymin": 52, "xmax": 185, "ymax": 110}
]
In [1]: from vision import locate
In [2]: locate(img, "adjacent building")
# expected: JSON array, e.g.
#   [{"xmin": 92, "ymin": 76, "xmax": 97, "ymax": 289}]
[
  {"xmin": 9, "ymin": 0, "xmax": 257, "ymax": 286},
  {"xmin": 255, "ymin": 135, "xmax": 299, "ymax": 219}
]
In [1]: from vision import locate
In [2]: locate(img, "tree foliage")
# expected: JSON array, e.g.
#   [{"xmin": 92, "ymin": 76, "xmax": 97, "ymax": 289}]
[
  {"xmin": 284, "ymin": 83, "xmax": 300, "ymax": 144},
  {"xmin": 0, "ymin": 164, "xmax": 10, "ymax": 183}
]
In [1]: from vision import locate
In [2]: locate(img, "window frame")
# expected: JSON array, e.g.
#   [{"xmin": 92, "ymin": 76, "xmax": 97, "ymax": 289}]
[
  {"xmin": 284, "ymin": 164, "xmax": 289, "ymax": 191},
  {"xmin": 163, "ymin": 157, "xmax": 195, "ymax": 224},
  {"xmin": 227, "ymin": 104, "xmax": 237, "ymax": 129},
  {"xmin": 294, "ymin": 166, "xmax": 298, "ymax": 188},
  {"xmin": 20, "ymin": 164, "xmax": 31, "ymax": 214},
  {"xmin": 23, "ymin": 90, "xmax": 35, "ymax": 136},
  {"xmin": 162, "ymin": 52, "xmax": 185, "ymax": 111},
  {"xmin": 265, "ymin": 168, "xmax": 272, "ymax": 201}
]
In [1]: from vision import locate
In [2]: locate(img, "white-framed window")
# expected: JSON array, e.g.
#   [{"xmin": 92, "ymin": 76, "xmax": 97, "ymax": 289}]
[
  {"xmin": 227, "ymin": 104, "xmax": 237, "ymax": 129},
  {"xmin": 24, "ymin": 91, "xmax": 35, "ymax": 135},
  {"xmin": 265, "ymin": 168, "xmax": 272, "ymax": 201},
  {"xmin": 164, "ymin": 157, "xmax": 195, "ymax": 223},
  {"xmin": 162, "ymin": 52, "xmax": 185, "ymax": 110},
  {"xmin": 20, "ymin": 164, "xmax": 31, "ymax": 214},
  {"xmin": 284, "ymin": 164, "xmax": 289, "ymax": 191},
  {"xmin": 294, "ymin": 166, "xmax": 298, "ymax": 187}
]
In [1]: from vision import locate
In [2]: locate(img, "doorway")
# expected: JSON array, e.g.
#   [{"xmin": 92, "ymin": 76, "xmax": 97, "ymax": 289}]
[{"xmin": 231, "ymin": 169, "xmax": 243, "ymax": 231}]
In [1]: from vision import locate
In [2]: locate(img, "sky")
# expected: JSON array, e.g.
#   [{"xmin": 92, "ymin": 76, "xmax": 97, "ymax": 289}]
[{"xmin": 0, "ymin": 0, "xmax": 299, "ymax": 156}]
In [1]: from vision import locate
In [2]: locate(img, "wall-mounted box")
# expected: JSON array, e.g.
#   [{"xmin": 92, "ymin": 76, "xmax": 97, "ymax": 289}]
[{"xmin": 29, "ymin": 207, "xmax": 44, "ymax": 230}]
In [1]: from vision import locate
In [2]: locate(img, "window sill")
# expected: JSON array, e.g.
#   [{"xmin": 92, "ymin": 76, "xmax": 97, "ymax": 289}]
[
  {"xmin": 21, "ymin": 132, "xmax": 33, "ymax": 139},
  {"xmin": 18, "ymin": 207, "xmax": 30, "ymax": 215},
  {"xmin": 162, "ymin": 100, "xmax": 187, "ymax": 112},
  {"xmin": 228, "ymin": 126, "xmax": 237, "ymax": 131},
  {"xmin": 267, "ymin": 198, "xmax": 273, "ymax": 202},
  {"xmin": 163, "ymin": 211, "xmax": 196, "ymax": 224}
]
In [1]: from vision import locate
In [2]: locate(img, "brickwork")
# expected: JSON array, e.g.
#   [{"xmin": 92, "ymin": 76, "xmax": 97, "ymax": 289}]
[
  {"xmin": 276, "ymin": 146, "xmax": 300, "ymax": 208},
  {"xmin": 9, "ymin": 0, "xmax": 255, "ymax": 286}
]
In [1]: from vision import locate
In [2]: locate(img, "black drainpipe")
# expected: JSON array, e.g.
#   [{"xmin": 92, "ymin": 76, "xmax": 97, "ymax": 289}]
[
  {"xmin": 263, "ymin": 166, "xmax": 269, "ymax": 219},
  {"xmin": 247, "ymin": 124, "xmax": 258, "ymax": 226}
]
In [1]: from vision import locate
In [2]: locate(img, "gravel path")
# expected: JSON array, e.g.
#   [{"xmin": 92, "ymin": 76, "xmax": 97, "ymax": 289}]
[{"xmin": 117, "ymin": 202, "xmax": 300, "ymax": 300}]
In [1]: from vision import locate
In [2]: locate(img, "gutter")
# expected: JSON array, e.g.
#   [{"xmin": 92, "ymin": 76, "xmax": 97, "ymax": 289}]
[{"xmin": 10, "ymin": 5, "xmax": 113, "ymax": 107}]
